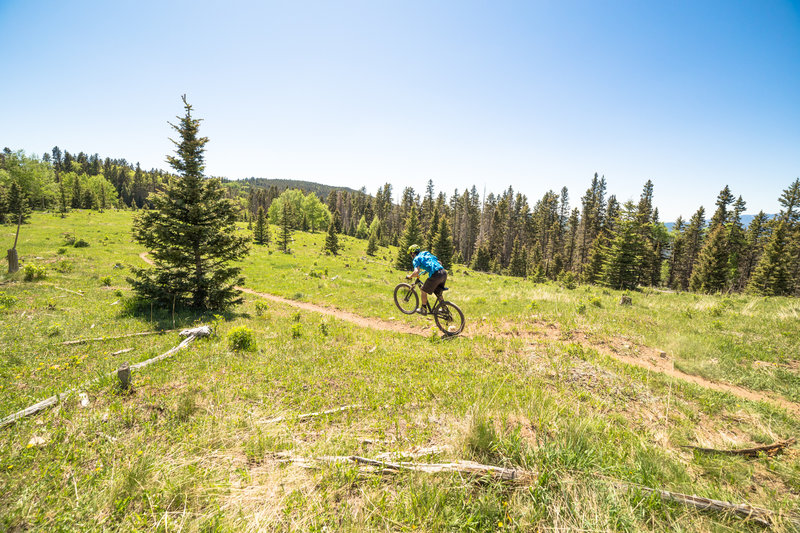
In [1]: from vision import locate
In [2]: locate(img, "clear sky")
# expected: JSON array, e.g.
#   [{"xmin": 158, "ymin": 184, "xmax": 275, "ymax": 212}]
[{"xmin": 1, "ymin": 0, "xmax": 798, "ymax": 220}]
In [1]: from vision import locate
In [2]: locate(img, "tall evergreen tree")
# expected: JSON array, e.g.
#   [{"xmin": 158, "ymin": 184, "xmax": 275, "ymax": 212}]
[
  {"xmin": 599, "ymin": 201, "xmax": 645, "ymax": 290},
  {"xmin": 128, "ymin": 95, "xmax": 250, "ymax": 310},
  {"xmin": 747, "ymin": 221, "xmax": 793, "ymax": 296},
  {"xmin": 278, "ymin": 200, "xmax": 293, "ymax": 253},
  {"xmin": 395, "ymin": 205, "xmax": 423, "ymax": 270},
  {"xmin": 471, "ymin": 243, "xmax": 491, "ymax": 272},
  {"xmin": 689, "ymin": 224, "xmax": 729, "ymax": 293},
  {"xmin": 507, "ymin": 238, "xmax": 527, "ymax": 277},
  {"xmin": 432, "ymin": 216, "xmax": 454, "ymax": 270},
  {"xmin": 324, "ymin": 218, "xmax": 339, "ymax": 255},
  {"xmin": 7, "ymin": 181, "xmax": 31, "ymax": 224},
  {"xmin": 366, "ymin": 230, "xmax": 379, "ymax": 256},
  {"xmin": 253, "ymin": 206, "xmax": 269, "ymax": 245}
]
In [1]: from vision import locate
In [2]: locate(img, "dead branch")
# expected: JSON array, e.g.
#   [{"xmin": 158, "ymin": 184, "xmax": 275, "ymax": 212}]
[
  {"xmin": 276, "ymin": 452, "xmax": 800, "ymax": 528},
  {"xmin": 1, "ymin": 326, "xmax": 211, "ymax": 429},
  {"xmin": 259, "ymin": 404, "xmax": 363, "ymax": 425},
  {"xmin": 61, "ymin": 329, "xmax": 177, "ymax": 346},
  {"xmin": 681, "ymin": 438, "xmax": 796, "ymax": 457},
  {"xmin": 111, "ymin": 348, "xmax": 133, "ymax": 356},
  {"xmin": 54, "ymin": 286, "xmax": 84, "ymax": 296}
]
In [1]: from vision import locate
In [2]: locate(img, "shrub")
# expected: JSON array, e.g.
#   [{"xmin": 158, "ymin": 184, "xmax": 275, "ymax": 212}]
[
  {"xmin": 54, "ymin": 259, "xmax": 74, "ymax": 273},
  {"xmin": 0, "ymin": 292, "xmax": 18, "ymax": 310},
  {"xmin": 100, "ymin": 276, "xmax": 113, "ymax": 286},
  {"xmin": 576, "ymin": 302, "xmax": 587, "ymax": 314},
  {"xmin": 291, "ymin": 311, "xmax": 301, "ymax": 323},
  {"xmin": 61, "ymin": 232, "xmax": 76, "ymax": 245},
  {"xmin": 291, "ymin": 323, "xmax": 302, "ymax": 338},
  {"xmin": 589, "ymin": 296, "xmax": 602, "ymax": 308},
  {"xmin": 56, "ymin": 247, "xmax": 67, "ymax": 255},
  {"xmin": 23, "ymin": 264, "xmax": 47, "ymax": 281},
  {"xmin": 227, "ymin": 326, "xmax": 257, "ymax": 352},
  {"xmin": 558, "ymin": 271, "xmax": 577, "ymax": 290},
  {"xmin": 73, "ymin": 238, "xmax": 90, "ymax": 248},
  {"xmin": 46, "ymin": 324, "xmax": 61, "ymax": 337},
  {"xmin": 255, "ymin": 300, "xmax": 269, "ymax": 316}
]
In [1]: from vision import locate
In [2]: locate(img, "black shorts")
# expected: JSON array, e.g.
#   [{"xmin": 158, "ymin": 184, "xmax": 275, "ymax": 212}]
[{"xmin": 422, "ymin": 269, "xmax": 447, "ymax": 296}]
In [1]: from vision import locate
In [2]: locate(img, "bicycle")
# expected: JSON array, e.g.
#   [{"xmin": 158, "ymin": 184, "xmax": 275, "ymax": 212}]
[{"xmin": 393, "ymin": 278, "xmax": 465, "ymax": 336}]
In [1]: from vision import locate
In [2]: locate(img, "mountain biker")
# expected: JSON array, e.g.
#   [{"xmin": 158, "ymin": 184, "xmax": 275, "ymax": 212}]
[{"xmin": 406, "ymin": 244, "xmax": 447, "ymax": 316}]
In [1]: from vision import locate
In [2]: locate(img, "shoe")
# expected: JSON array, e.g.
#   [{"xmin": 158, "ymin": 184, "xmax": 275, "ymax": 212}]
[{"xmin": 417, "ymin": 305, "xmax": 430, "ymax": 316}]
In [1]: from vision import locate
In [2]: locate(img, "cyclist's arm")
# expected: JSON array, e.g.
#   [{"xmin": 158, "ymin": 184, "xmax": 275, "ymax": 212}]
[{"xmin": 408, "ymin": 267, "xmax": 422, "ymax": 279}]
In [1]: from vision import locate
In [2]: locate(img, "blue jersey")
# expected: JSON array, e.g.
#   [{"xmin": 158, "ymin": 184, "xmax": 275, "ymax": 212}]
[{"xmin": 413, "ymin": 251, "xmax": 443, "ymax": 276}]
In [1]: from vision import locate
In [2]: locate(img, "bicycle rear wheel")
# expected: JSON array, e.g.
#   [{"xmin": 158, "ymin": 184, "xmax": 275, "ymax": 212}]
[
  {"xmin": 434, "ymin": 301, "xmax": 465, "ymax": 336},
  {"xmin": 393, "ymin": 283, "xmax": 419, "ymax": 315}
]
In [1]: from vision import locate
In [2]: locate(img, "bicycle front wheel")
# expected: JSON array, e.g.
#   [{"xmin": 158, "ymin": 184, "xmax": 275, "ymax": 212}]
[
  {"xmin": 434, "ymin": 301, "xmax": 465, "ymax": 336},
  {"xmin": 393, "ymin": 283, "xmax": 419, "ymax": 315}
]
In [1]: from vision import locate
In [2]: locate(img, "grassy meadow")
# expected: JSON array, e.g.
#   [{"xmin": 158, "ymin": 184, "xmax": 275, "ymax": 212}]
[{"xmin": 1, "ymin": 210, "xmax": 799, "ymax": 531}]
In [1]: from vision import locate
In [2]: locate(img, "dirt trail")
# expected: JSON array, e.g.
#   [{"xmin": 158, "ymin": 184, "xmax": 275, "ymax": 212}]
[
  {"xmin": 139, "ymin": 252, "xmax": 426, "ymax": 337},
  {"xmin": 139, "ymin": 252, "xmax": 799, "ymax": 417}
]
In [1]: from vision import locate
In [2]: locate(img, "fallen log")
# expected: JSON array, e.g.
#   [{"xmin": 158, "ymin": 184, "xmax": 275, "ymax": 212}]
[
  {"xmin": 259, "ymin": 404, "xmax": 363, "ymax": 425},
  {"xmin": 61, "ymin": 329, "xmax": 178, "ymax": 346},
  {"xmin": 681, "ymin": 438, "xmax": 796, "ymax": 457},
  {"xmin": 0, "ymin": 326, "xmax": 211, "ymax": 429},
  {"xmin": 276, "ymin": 452, "xmax": 799, "ymax": 528}
]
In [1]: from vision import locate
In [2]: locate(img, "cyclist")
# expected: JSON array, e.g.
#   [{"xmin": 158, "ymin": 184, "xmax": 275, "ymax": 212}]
[{"xmin": 406, "ymin": 244, "xmax": 447, "ymax": 316}]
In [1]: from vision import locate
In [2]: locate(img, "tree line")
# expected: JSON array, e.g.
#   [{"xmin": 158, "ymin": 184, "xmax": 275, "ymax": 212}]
[
  {"xmin": 250, "ymin": 175, "xmax": 800, "ymax": 297},
  {"xmin": 3, "ymin": 144, "xmax": 798, "ymax": 297}
]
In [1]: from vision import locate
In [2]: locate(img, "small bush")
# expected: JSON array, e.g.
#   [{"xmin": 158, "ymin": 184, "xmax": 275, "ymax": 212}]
[
  {"xmin": 100, "ymin": 276, "xmax": 112, "ymax": 286},
  {"xmin": 54, "ymin": 259, "xmax": 74, "ymax": 273},
  {"xmin": 576, "ymin": 302, "xmax": 587, "ymax": 314},
  {"xmin": 291, "ymin": 323, "xmax": 302, "ymax": 338},
  {"xmin": 23, "ymin": 264, "xmax": 47, "ymax": 281},
  {"xmin": 589, "ymin": 296, "xmax": 602, "ymax": 308},
  {"xmin": 73, "ymin": 238, "xmax": 90, "ymax": 248},
  {"xmin": 46, "ymin": 324, "xmax": 61, "ymax": 337},
  {"xmin": 114, "ymin": 289, "xmax": 124, "ymax": 297},
  {"xmin": 319, "ymin": 322, "xmax": 329, "ymax": 336},
  {"xmin": 227, "ymin": 326, "xmax": 257, "ymax": 352},
  {"xmin": 291, "ymin": 311, "xmax": 301, "ymax": 323},
  {"xmin": 558, "ymin": 271, "xmax": 577, "ymax": 290},
  {"xmin": 254, "ymin": 300, "xmax": 269, "ymax": 316},
  {"xmin": 61, "ymin": 232, "xmax": 76, "ymax": 245},
  {"xmin": 0, "ymin": 292, "xmax": 18, "ymax": 310},
  {"xmin": 56, "ymin": 247, "xmax": 67, "ymax": 255}
]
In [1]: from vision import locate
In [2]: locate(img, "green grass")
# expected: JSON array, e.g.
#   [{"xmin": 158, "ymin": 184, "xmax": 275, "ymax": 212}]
[{"xmin": 0, "ymin": 210, "xmax": 798, "ymax": 531}]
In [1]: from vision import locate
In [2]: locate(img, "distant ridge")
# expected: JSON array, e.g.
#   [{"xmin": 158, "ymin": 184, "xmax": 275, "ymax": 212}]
[{"xmin": 240, "ymin": 177, "xmax": 362, "ymax": 199}]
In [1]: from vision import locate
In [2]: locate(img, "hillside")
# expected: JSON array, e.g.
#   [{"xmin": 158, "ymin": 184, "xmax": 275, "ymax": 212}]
[
  {"xmin": 240, "ymin": 177, "xmax": 361, "ymax": 198},
  {"xmin": 1, "ymin": 210, "xmax": 799, "ymax": 531}
]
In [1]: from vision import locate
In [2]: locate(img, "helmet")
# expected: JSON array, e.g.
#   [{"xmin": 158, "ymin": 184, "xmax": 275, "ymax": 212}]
[{"xmin": 408, "ymin": 244, "xmax": 421, "ymax": 256}]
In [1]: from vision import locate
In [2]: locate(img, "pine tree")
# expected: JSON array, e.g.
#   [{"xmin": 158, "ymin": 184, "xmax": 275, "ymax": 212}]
[
  {"xmin": 432, "ymin": 217, "xmax": 454, "ymax": 270},
  {"xmin": 366, "ymin": 231, "xmax": 378, "ymax": 256},
  {"xmin": 355, "ymin": 215, "xmax": 368, "ymax": 239},
  {"xmin": 471, "ymin": 243, "xmax": 491, "ymax": 272},
  {"xmin": 689, "ymin": 224, "xmax": 729, "ymax": 293},
  {"xmin": 128, "ymin": 95, "xmax": 250, "ymax": 310},
  {"xmin": 395, "ymin": 205, "xmax": 423, "ymax": 270},
  {"xmin": 254, "ymin": 206, "xmax": 268, "ymax": 245},
  {"xmin": 425, "ymin": 207, "xmax": 440, "ymax": 251},
  {"xmin": 7, "ymin": 181, "xmax": 31, "ymax": 224},
  {"xmin": 507, "ymin": 238, "xmax": 527, "ymax": 277},
  {"xmin": 747, "ymin": 221, "xmax": 793, "ymax": 296},
  {"xmin": 278, "ymin": 200, "xmax": 293, "ymax": 253},
  {"xmin": 324, "ymin": 218, "xmax": 339, "ymax": 255},
  {"xmin": 599, "ymin": 202, "xmax": 644, "ymax": 290}
]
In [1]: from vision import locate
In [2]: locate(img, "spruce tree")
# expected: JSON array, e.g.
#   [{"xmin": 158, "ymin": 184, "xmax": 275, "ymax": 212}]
[
  {"xmin": 254, "ymin": 206, "xmax": 268, "ymax": 245},
  {"xmin": 689, "ymin": 224, "xmax": 729, "ymax": 293},
  {"xmin": 507, "ymin": 238, "xmax": 527, "ymax": 277},
  {"xmin": 129, "ymin": 95, "xmax": 250, "ymax": 310},
  {"xmin": 355, "ymin": 215, "xmax": 368, "ymax": 239},
  {"xmin": 425, "ymin": 207, "xmax": 440, "ymax": 252},
  {"xmin": 366, "ymin": 230, "xmax": 378, "ymax": 256},
  {"xmin": 324, "ymin": 218, "xmax": 339, "ymax": 255},
  {"xmin": 747, "ymin": 221, "xmax": 793, "ymax": 296},
  {"xmin": 278, "ymin": 200, "xmax": 293, "ymax": 253},
  {"xmin": 432, "ymin": 217, "xmax": 454, "ymax": 270},
  {"xmin": 7, "ymin": 182, "xmax": 31, "ymax": 224},
  {"xmin": 395, "ymin": 205, "xmax": 423, "ymax": 270},
  {"xmin": 471, "ymin": 243, "xmax": 491, "ymax": 272},
  {"xmin": 599, "ymin": 202, "xmax": 644, "ymax": 290}
]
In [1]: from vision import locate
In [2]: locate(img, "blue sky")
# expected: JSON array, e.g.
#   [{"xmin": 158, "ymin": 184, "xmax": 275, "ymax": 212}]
[{"xmin": 1, "ymin": 0, "xmax": 798, "ymax": 220}]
